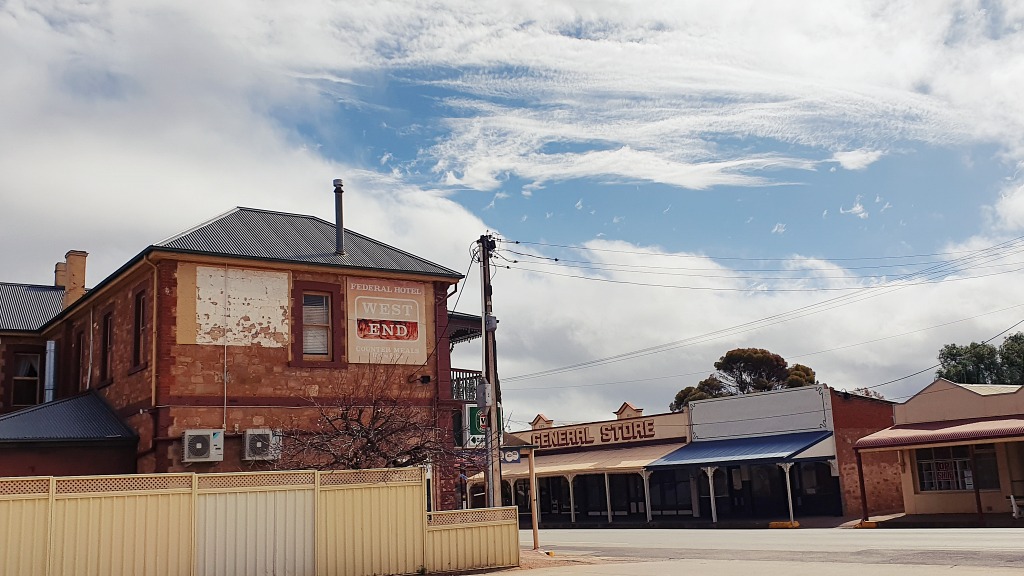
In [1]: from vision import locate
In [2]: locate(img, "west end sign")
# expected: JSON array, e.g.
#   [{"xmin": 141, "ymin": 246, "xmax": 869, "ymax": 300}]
[{"xmin": 514, "ymin": 411, "xmax": 689, "ymax": 450}]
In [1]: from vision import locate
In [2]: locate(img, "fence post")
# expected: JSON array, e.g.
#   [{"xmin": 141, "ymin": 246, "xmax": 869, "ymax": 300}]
[
  {"xmin": 314, "ymin": 470, "xmax": 321, "ymax": 576},
  {"xmin": 44, "ymin": 477, "xmax": 55, "ymax": 576},
  {"xmin": 190, "ymin": 473, "xmax": 198, "ymax": 576}
]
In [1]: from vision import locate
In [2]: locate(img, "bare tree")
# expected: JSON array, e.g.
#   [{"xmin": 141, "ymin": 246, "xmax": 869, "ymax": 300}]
[{"xmin": 274, "ymin": 363, "xmax": 455, "ymax": 471}]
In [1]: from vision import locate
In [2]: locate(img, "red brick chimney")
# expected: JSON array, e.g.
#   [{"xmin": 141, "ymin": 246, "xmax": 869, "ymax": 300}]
[{"xmin": 62, "ymin": 250, "xmax": 88, "ymax": 309}]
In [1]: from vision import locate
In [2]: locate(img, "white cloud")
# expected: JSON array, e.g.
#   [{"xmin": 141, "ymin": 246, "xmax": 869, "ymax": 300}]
[
  {"xmin": 663, "ymin": 205, "xmax": 671, "ymax": 214},
  {"xmin": 612, "ymin": 216, "xmax": 624, "ymax": 224},
  {"xmin": 832, "ymin": 149, "xmax": 885, "ymax": 171},
  {"xmin": 881, "ymin": 202, "xmax": 893, "ymax": 213},
  {"xmin": 822, "ymin": 209, "xmax": 829, "ymax": 218},
  {"xmin": 840, "ymin": 195, "xmax": 870, "ymax": 219},
  {"xmin": 379, "ymin": 152, "xmax": 392, "ymax": 165},
  {"xmin": 987, "ymin": 182, "xmax": 1024, "ymax": 231},
  {"xmin": 771, "ymin": 223, "xmax": 786, "ymax": 235},
  {"xmin": 5, "ymin": 0, "xmax": 1024, "ymax": 426},
  {"xmin": 520, "ymin": 214, "xmax": 528, "ymax": 222}
]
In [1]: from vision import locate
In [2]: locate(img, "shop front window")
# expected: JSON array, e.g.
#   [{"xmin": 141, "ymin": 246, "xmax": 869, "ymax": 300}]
[{"xmin": 916, "ymin": 444, "xmax": 999, "ymax": 491}]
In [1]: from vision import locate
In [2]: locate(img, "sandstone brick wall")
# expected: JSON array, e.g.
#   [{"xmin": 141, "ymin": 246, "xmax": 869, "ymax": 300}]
[
  {"xmin": 830, "ymin": 389, "xmax": 904, "ymax": 516},
  {"xmin": 35, "ymin": 256, "xmax": 461, "ymax": 508}
]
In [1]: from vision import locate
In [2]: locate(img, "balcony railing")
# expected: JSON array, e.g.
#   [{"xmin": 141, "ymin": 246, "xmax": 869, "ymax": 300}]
[{"xmin": 451, "ymin": 368, "xmax": 481, "ymax": 402}]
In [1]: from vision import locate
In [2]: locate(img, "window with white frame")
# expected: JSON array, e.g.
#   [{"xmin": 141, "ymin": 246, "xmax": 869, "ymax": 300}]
[{"xmin": 302, "ymin": 292, "xmax": 332, "ymax": 358}]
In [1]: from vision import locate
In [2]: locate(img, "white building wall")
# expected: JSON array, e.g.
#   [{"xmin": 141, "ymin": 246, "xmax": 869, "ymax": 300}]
[{"xmin": 688, "ymin": 385, "xmax": 834, "ymax": 441}]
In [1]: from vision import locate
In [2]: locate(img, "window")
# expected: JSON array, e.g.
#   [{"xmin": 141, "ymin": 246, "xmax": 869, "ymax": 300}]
[
  {"xmin": 100, "ymin": 312, "xmax": 113, "ymax": 383},
  {"xmin": 291, "ymin": 281, "xmax": 344, "ymax": 367},
  {"xmin": 302, "ymin": 293, "xmax": 331, "ymax": 358},
  {"xmin": 916, "ymin": 445, "xmax": 1000, "ymax": 492},
  {"xmin": 132, "ymin": 290, "xmax": 146, "ymax": 368},
  {"xmin": 11, "ymin": 353, "xmax": 42, "ymax": 407}
]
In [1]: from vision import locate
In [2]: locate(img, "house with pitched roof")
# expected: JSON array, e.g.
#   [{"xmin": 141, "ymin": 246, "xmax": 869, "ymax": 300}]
[
  {"xmin": 0, "ymin": 181, "xmax": 476, "ymax": 509},
  {"xmin": 855, "ymin": 378, "xmax": 1024, "ymax": 522}
]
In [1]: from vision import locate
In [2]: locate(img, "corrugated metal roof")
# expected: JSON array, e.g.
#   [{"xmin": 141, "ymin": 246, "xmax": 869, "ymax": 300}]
[
  {"xmin": 647, "ymin": 430, "xmax": 833, "ymax": 468},
  {"xmin": 952, "ymin": 383, "xmax": 1023, "ymax": 396},
  {"xmin": 0, "ymin": 283, "xmax": 64, "ymax": 331},
  {"xmin": 156, "ymin": 207, "xmax": 462, "ymax": 278},
  {"xmin": 855, "ymin": 415, "xmax": 1024, "ymax": 451},
  {"xmin": 0, "ymin": 393, "xmax": 136, "ymax": 442}
]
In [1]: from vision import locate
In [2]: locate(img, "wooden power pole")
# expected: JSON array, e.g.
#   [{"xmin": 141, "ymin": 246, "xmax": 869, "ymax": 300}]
[{"xmin": 478, "ymin": 234, "xmax": 503, "ymax": 508}]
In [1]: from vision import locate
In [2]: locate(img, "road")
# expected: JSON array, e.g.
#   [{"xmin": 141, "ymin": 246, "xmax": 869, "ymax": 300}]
[{"xmin": 514, "ymin": 528, "xmax": 1024, "ymax": 574}]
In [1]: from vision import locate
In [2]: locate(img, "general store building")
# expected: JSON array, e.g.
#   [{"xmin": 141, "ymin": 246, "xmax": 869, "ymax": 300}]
[{"xmin": 479, "ymin": 385, "xmax": 901, "ymax": 526}]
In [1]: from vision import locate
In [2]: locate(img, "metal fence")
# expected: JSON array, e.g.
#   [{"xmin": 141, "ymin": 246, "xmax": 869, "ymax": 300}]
[{"xmin": 0, "ymin": 468, "xmax": 518, "ymax": 576}]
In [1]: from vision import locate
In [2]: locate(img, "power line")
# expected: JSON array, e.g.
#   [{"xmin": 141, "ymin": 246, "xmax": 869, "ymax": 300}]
[
  {"xmin": 502, "ymin": 262, "xmax": 1024, "ymax": 292},
  {"xmin": 503, "ymin": 249, "xmax": 1024, "ymax": 278},
  {"xmin": 503, "ymin": 239, "xmax": 989, "ymax": 262},
  {"xmin": 502, "ymin": 303, "xmax": 1024, "ymax": 391},
  {"xmin": 503, "ymin": 235, "xmax": 1024, "ymax": 381}
]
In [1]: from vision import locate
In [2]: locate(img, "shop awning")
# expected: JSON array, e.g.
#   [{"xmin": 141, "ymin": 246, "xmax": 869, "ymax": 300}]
[
  {"xmin": 483, "ymin": 442, "xmax": 688, "ymax": 481},
  {"xmin": 854, "ymin": 415, "xmax": 1024, "ymax": 452},
  {"xmin": 646, "ymin": 430, "xmax": 834, "ymax": 469}
]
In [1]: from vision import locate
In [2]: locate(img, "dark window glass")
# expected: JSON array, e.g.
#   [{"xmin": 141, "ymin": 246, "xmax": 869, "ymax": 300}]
[{"xmin": 12, "ymin": 353, "xmax": 41, "ymax": 406}]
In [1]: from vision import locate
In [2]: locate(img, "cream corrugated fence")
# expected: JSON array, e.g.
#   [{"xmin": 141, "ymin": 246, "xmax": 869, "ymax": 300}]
[{"xmin": 0, "ymin": 469, "xmax": 519, "ymax": 576}]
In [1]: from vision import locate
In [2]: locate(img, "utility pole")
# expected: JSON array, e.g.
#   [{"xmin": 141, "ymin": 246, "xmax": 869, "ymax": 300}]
[{"xmin": 478, "ymin": 234, "xmax": 502, "ymax": 508}]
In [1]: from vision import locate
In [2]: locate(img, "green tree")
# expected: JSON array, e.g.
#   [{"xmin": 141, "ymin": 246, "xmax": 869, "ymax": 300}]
[
  {"xmin": 936, "ymin": 341, "xmax": 1001, "ymax": 384},
  {"xmin": 998, "ymin": 332, "xmax": 1024, "ymax": 386},
  {"xmin": 669, "ymin": 348, "xmax": 817, "ymax": 411}
]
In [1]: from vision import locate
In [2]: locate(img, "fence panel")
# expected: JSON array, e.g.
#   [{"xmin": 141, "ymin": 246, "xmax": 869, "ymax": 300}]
[
  {"xmin": 317, "ymin": 468, "xmax": 426, "ymax": 576},
  {"xmin": 195, "ymin": 472, "xmax": 317, "ymax": 576},
  {"xmin": 425, "ymin": 507, "xmax": 519, "ymax": 573},
  {"xmin": 48, "ymin": 475, "xmax": 193, "ymax": 576},
  {"xmin": 0, "ymin": 477, "xmax": 50, "ymax": 576},
  {"xmin": 1, "ymin": 469, "xmax": 519, "ymax": 576}
]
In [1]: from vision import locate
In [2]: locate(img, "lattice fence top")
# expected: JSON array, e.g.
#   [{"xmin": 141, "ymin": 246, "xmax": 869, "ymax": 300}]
[
  {"xmin": 198, "ymin": 471, "xmax": 316, "ymax": 490},
  {"xmin": 427, "ymin": 507, "xmax": 518, "ymax": 526},
  {"xmin": 55, "ymin": 475, "xmax": 193, "ymax": 495},
  {"xmin": 0, "ymin": 478, "xmax": 49, "ymax": 497},
  {"xmin": 320, "ymin": 468, "xmax": 422, "ymax": 486}
]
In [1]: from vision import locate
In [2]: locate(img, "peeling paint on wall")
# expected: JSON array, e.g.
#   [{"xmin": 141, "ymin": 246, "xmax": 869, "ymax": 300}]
[{"xmin": 195, "ymin": 266, "xmax": 290, "ymax": 347}]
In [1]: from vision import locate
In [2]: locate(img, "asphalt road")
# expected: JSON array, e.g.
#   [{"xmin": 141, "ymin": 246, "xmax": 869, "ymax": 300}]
[{"xmin": 519, "ymin": 528, "xmax": 1024, "ymax": 571}]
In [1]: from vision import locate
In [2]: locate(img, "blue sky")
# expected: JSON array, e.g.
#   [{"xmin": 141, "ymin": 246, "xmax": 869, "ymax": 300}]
[{"xmin": 3, "ymin": 1, "xmax": 1024, "ymax": 425}]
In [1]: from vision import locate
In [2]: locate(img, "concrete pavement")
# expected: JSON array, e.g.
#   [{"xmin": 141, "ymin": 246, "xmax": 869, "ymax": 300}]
[{"xmin": 516, "ymin": 558, "xmax": 1024, "ymax": 575}]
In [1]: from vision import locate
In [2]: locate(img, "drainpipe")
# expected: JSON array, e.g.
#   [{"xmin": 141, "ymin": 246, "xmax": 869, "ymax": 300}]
[
  {"xmin": 44, "ymin": 341, "xmax": 56, "ymax": 402},
  {"xmin": 568, "ymin": 474, "xmax": 576, "ymax": 524}
]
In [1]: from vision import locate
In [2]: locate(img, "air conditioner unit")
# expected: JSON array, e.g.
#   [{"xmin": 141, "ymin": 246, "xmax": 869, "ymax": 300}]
[
  {"xmin": 182, "ymin": 429, "xmax": 225, "ymax": 463},
  {"xmin": 243, "ymin": 428, "xmax": 281, "ymax": 461}
]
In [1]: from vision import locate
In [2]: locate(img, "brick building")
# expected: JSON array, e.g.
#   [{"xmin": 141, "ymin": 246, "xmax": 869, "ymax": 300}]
[{"xmin": 0, "ymin": 184, "xmax": 475, "ymax": 509}]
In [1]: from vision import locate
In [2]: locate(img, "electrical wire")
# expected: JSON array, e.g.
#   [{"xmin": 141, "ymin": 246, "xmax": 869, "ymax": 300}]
[
  {"xmin": 503, "ymin": 239, "xmax": 990, "ymax": 262},
  {"xmin": 502, "ymin": 235, "xmax": 1024, "ymax": 382}
]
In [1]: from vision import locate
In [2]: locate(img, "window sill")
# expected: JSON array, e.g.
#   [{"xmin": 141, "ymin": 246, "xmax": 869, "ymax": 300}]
[
  {"xmin": 128, "ymin": 362, "xmax": 149, "ymax": 376},
  {"xmin": 289, "ymin": 359, "xmax": 348, "ymax": 369},
  {"xmin": 917, "ymin": 488, "xmax": 1001, "ymax": 494}
]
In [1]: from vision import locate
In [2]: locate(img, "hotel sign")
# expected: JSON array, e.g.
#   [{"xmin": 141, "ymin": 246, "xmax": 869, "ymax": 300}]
[
  {"xmin": 347, "ymin": 278, "xmax": 428, "ymax": 364},
  {"xmin": 520, "ymin": 411, "xmax": 689, "ymax": 450}
]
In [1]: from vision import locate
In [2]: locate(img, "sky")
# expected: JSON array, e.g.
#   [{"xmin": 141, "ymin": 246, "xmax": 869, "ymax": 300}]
[{"xmin": 3, "ymin": 1, "xmax": 1024, "ymax": 429}]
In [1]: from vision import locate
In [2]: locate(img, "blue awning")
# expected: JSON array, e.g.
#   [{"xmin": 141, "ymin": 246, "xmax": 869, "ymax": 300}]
[{"xmin": 646, "ymin": 430, "xmax": 833, "ymax": 469}]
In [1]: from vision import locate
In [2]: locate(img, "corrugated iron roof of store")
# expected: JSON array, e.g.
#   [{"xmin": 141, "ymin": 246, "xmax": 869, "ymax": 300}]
[
  {"xmin": 0, "ymin": 282, "xmax": 64, "ymax": 332},
  {"xmin": 156, "ymin": 207, "xmax": 463, "ymax": 278},
  {"xmin": 0, "ymin": 392, "xmax": 136, "ymax": 442}
]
